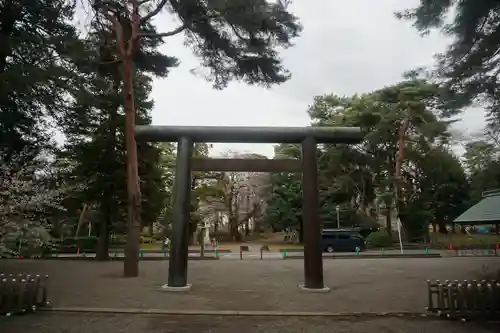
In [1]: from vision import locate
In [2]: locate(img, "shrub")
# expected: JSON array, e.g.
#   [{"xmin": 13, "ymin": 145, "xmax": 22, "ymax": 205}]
[
  {"xmin": 110, "ymin": 234, "xmax": 126, "ymax": 247},
  {"xmin": 429, "ymin": 233, "xmax": 500, "ymax": 250},
  {"xmin": 54, "ymin": 236, "xmax": 98, "ymax": 252},
  {"xmin": 140, "ymin": 236, "xmax": 155, "ymax": 244},
  {"xmin": 209, "ymin": 231, "xmax": 232, "ymax": 242},
  {"xmin": 152, "ymin": 234, "xmax": 164, "ymax": 241},
  {"xmin": 365, "ymin": 230, "xmax": 393, "ymax": 248}
]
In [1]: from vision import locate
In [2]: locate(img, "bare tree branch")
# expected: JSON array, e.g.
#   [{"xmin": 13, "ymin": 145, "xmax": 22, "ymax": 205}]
[
  {"xmin": 103, "ymin": 11, "xmax": 126, "ymax": 56},
  {"xmin": 140, "ymin": 0, "xmax": 168, "ymax": 23},
  {"xmin": 139, "ymin": 24, "xmax": 186, "ymax": 38}
]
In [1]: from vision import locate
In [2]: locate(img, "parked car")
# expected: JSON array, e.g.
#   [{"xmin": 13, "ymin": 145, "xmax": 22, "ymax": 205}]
[{"xmin": 321, "ymin": 229, "xmax": 366, "ymax": 253}]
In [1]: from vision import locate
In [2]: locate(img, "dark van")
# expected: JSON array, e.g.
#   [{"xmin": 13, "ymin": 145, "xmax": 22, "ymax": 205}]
[{"xmin": 321, "ymin": 229, "xmax": 366, "ymax": 253}]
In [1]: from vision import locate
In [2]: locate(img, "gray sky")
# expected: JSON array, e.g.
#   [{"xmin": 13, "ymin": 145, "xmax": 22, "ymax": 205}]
[{"xmin": 150, "ymin": 0, "xmax": 485, "ymax": 157}]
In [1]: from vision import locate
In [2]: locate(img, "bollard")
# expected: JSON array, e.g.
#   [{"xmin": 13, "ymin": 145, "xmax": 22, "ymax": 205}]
[
  {"xmin": 425, "ymin": 247, "xmax": 429, "ymax": 255},
  {"xmin": 215, "ymin": 248, "xmax": 219, "ymax": 259},
  {"xmin": 381, "ymin": 248, "xmax": 385, "ymax": 256},
  {"xmin": 240, "ymin": 248, "xmax": 243, "ymax": 260},
  {"xmin": 77, "ymin": 248, "xmax": 80, "ymax": 257},
  {"xmin": 283, "ymin": 249, "xmax": 287, "ymax": 258},
  {"xmin": 0, "ymin": 273, "xmax": 50, "ymax": 315},
  {"xmin": 41, "ymin": 275, "xmax": 48, "ymax": 305},
  {"xmin": 17, "ymin": 279, "xmax": 26, "ymax": 312},
  {"xmin": 260, "ymin": 248, "xmax": 263, "ymax": 260},
  {"xmin": 18, "ymin": 241, "xmax": 22, "ymax": 258}
]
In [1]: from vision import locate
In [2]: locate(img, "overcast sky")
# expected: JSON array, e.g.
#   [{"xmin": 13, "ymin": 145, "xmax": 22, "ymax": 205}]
[{"xmin": 150, "ymin": 0, "xmax": 485, "ymax": 157}]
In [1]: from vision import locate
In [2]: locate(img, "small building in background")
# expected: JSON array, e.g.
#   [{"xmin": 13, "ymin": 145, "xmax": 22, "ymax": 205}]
[{"xmin": 453, "ymin": 189, "xmax": 500, "ymax": 234}]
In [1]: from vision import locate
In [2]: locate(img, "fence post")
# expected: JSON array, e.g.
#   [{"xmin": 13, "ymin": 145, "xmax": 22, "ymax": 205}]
[{"xmin": 426, "ymin": 280, "xmax": 433, "ymax": 311}]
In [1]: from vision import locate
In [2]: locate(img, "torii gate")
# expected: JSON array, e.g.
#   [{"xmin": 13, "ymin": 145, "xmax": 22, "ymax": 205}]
[{"xmin": 134, "ymin": 125, "xmax": 363, "ymax": 292}]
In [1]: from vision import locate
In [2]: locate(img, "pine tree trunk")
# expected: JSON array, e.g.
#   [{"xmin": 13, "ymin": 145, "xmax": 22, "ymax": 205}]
[
  {"xmin": 123, "ymin": 52, "xmax": 141, "ymax": 277},
  {"xmin": 393, "ymin": 114, "xmax": 411, "ymax": 241},
  {"xmin": 298, "ymin": 218, "xmax": 304, "ymax": 243},
  {"xmin": 229, "ymin": 216, "xmax": 241, "ymax": 242},
  {"xmin": 385, "ymin": 204, "xmax": 392, "ymax": 235},
  {"xmin": 120, "ymin": 0, "xmax": 142, "ymax": 278}
]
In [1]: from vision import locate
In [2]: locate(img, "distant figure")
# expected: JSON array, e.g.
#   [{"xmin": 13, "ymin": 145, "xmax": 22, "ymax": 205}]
[{"xmin": 162, "ymin": 237, "xmax": 170, "ymax": 251}]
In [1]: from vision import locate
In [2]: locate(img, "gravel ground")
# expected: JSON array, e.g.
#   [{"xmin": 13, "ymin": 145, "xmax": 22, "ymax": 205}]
[
  {"xmin": 1, "ymin": 257, "xmax": 498, "ymax": 313},
  {"xmin": 0, "ymin": 313, "xmax": 498, "ymax": 333}
]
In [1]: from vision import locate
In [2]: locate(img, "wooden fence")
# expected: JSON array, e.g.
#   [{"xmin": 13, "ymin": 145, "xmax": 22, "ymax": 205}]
[
  {"xmin": 427, "ymin": 279, "xmax": 500, "ymax": 320},
  {"xmin": 0, "ymin": 273, "xmax": 49, "ymax": 315}
]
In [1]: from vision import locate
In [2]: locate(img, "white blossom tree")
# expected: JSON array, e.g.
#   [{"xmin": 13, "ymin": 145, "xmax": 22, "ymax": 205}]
[
  {"xmin": 199, "ymin": 151, "xmax": 272, "ymax": 241},
  {"xmin": 0, "ymin": 150, "xmax": 84, "ymax": 254}
]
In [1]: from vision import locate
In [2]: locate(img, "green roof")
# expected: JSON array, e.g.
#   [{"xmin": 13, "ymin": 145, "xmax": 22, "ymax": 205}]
[{"xmin": 454, "ymin": 191, "xmax": 500, "ymax": 224}]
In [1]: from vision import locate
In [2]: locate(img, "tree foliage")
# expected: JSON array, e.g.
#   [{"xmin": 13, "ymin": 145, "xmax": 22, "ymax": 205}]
[
  {"xmin": 0, "ymin": 0, "xmax": 81, "ymax": 160},
  {"xmin": 397, "ymin": 0, "xmax": 500, "ymax": 129},
  {"xmin": 265, "ymin": 79, "xmax": 470, "ymax": 240}
]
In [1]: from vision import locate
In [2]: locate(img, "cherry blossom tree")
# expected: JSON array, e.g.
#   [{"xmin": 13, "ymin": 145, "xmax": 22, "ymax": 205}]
[{"xmin": 0, "ymin": 150, "xmax": 85, "ymax": 253}]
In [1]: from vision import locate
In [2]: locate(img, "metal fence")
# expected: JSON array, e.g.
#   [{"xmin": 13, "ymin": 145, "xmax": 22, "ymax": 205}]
[
  {"xmin": 0, "ymin": 273, "xmax": 49, "ymax": 315},
  {"xmin": 427, "ymin": 279, "xmax": 500, "ymax": 320}
]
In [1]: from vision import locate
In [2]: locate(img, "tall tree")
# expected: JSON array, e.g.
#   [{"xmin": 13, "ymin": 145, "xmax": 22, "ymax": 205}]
[
  {"xmin": 308, "ymin": 79, "xmax": 456, "ymax": 239},
  {"xmin": 463, "ymin": 140, "xmax": 499, "ymax": 175},
  {"xmin": 62, "ymin": 17, "xmax": 173, "ymax": 262},
  {"xmin": 85, "ymin": 0, "xmax": 301, "ymax": 276},
  {"xmin": 463, "ymin": 140, "xmax": 500, "ymax": 203},
  {"xmin": 408, "ymin": 146, "xmax": 470, "ymax": 236}
]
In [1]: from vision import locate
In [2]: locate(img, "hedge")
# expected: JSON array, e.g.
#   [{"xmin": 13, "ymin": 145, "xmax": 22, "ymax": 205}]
[{"xmin": 51, "ymin": 237, "xmax": 98, "ymax": 253}]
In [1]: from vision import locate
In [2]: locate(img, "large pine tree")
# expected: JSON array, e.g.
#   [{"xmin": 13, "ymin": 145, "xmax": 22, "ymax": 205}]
[
  {"xmin": 84, "ymin": 0, "xmax": 302, "ymax": 276},
  {"xmin": 60, "ymin": 17, "xmax": 174, "ymax": 260},
  {"xmin": 0, "ymin": 0, "xmax": 81, "ymax": 161}
]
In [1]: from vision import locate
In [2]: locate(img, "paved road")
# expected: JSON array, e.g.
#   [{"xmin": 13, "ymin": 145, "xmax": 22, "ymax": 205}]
[{"xmin": 0, "ymin": 313, "xmax": 498, "ymax": 333}]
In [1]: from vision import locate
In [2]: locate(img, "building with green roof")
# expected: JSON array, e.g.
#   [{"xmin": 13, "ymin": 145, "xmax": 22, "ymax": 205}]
[{"xmin": 454, "ymin": 189, "xmax": 500, "ymax": 233}]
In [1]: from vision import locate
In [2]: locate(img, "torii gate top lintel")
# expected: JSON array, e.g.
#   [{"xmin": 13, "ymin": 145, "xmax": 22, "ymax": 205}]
[{"xmin": 134, "ymin": 125, "xmax": 363, "ymax": 144}]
